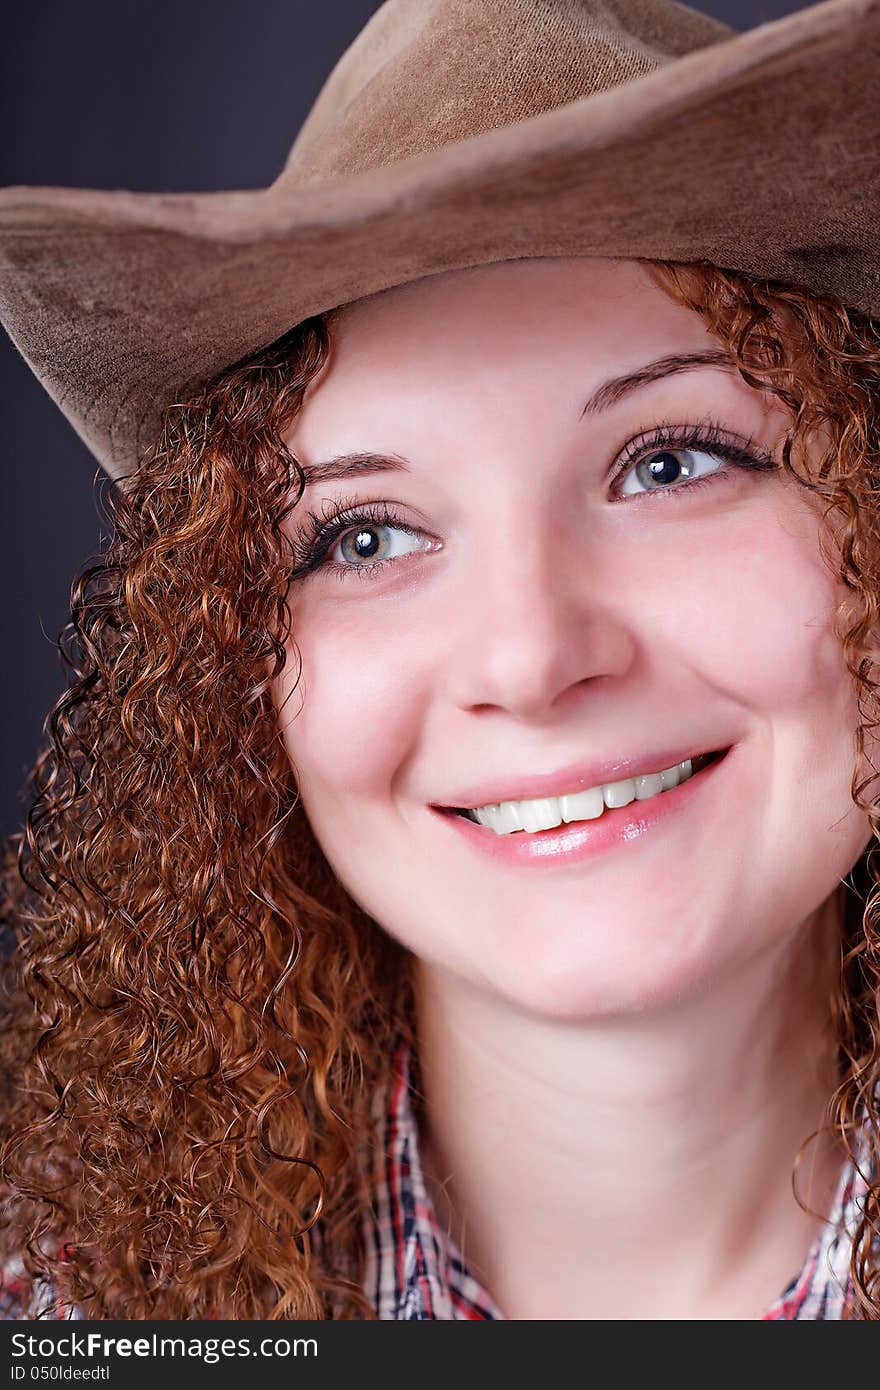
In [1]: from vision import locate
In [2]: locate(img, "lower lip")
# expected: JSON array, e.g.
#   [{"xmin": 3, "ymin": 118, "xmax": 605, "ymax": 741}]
[{"xmin": 432, "ymin": 749, "xmax": 733, "ymax": 868}]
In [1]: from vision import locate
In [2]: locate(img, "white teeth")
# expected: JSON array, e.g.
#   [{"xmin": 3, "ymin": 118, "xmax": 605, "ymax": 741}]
[
  {"xmin": 602, "ymin": 777, "xmax": 636, "ymax": 809},
  {"xmin": 482, "ymin": 801, "xmax": 524, "ymax": 834},
  {"xmin": 468, "ymin": 757, "xmax": 694, "ymax": 835},
  {"xmin": 474, "ymin": 804, "xmax": 502, "ymax": 833},
  {"xmin": 518, "ymin": 798, "xmax": 563, "ymax": 833},
  {"xmin": 559, "ymin": 787, "xmax": 604, "ymax": 823},
  {"xmin": 634, "ymin": 771, "xmax": 665, "ymax": 799}
]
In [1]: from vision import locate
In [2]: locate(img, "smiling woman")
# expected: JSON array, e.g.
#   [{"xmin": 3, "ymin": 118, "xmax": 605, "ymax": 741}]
[
  {"xmin": 2, "ymin": 0, "xmax": 880, "ymax": 1323},
  {"xmin": 278, "ymin": 260, "xmax": 820, "ymax": 933},
  {"xmin": 264, "ymin": 258, "xmax": 880, "ymax": 1316}
]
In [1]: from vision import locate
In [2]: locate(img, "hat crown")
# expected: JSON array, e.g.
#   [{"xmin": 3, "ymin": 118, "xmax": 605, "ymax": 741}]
[{"xmin": 280, "ymin": 0, "xmax": 734, "ymax": 187}]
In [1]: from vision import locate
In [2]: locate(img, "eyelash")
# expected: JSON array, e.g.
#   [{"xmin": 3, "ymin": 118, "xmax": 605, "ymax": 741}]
[{"xmin": 289, "ymin": 417, "xmax": 778, "ymax": 583}]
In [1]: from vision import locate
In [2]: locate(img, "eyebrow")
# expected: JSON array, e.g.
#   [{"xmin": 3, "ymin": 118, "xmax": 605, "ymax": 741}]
[
  {"xmin": 580, "ymin": 349, "xmax": 735, "ymax": 416},
  {"xmin": 296, "ymin": 452, "xmax": 412, "ymax": 488}
]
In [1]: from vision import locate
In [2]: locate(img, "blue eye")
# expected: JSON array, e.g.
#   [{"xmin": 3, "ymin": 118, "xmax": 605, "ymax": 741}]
[
  {"xmin": 291, "ymin": 498, "xmax": 438, "ymax": 582},
  {"xmin": 610, "ymin": 419, "xmax": 778, "ymax": 502},
  {"xmin": 616, "ymin": 446, "xmax": 725, "ymax": 498},
  {"xmin": 335, "ymin": 522, "xmax": 430, "ymax": 568}
]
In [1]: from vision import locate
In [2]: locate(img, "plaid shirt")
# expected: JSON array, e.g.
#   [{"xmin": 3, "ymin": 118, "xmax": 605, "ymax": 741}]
[{"xmin": 1, "ymin": 1037, "xmax": 873, "ymax": 1320}]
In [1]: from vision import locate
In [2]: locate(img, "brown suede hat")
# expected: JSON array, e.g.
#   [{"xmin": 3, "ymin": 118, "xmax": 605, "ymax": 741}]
[{"xmin": 0, "ymin": 0, "xmax": 878, "ymax": 490}]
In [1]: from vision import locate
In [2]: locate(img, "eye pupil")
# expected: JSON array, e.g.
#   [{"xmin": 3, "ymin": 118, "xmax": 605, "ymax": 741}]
[
  {"xmin": 640, "ymin": 450, "xmax": 684, "ymax": 488},
  {"xmin": 354, "ymin": 529, "xmax": 378, "ymax": 556},
  {"xmin": 343, "ymin": 526, "xmax": 383, "ymax": 562}
]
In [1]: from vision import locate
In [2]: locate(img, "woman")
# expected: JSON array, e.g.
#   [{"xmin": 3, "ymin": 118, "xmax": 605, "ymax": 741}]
[{"xmin": 1, "ymin": 0, "xmax": 878, "ymax": 1320}]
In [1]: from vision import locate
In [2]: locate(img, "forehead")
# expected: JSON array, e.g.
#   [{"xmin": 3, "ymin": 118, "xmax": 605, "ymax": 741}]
[
  {"xmin": 298, "ymin": 257, "xmax": 719, "ymax": 419},
  {"xmin": 285, "ymin": 260, "xmax": 755, "ymax": 484}
]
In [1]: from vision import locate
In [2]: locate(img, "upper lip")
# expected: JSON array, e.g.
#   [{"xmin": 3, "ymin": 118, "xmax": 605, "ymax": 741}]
[{"xmin": 434, "ymin": 743, "xmax": 731, "ymax": 810}]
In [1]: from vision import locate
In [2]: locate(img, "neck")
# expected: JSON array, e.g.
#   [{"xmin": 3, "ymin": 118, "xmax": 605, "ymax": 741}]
[{"xmin": 412, "ymin": 892, "xmax": 847, "ymax": 1320}]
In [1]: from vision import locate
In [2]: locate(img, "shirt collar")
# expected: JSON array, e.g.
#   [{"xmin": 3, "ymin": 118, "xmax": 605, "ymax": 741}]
[{"xmin": 362, "ymin": 1036, "xmax": 503, "ymax": 1319}]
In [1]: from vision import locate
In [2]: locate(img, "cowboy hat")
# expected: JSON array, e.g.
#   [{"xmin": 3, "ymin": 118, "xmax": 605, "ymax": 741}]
[{"xmin": 0, "ymin": 0, "xmax": 877, "ymax": 489}]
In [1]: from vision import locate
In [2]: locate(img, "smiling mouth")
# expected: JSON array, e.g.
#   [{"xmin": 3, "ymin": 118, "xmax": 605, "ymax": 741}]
[{"xmin": 439, "ymin": 750, "xmax": 728, "ymax": 822}]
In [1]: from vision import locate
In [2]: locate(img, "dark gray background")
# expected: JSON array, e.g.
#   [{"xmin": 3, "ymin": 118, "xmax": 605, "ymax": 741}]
[{"xmin": 1, "ymin": 0, "xmax": 811, "ymax": 840}]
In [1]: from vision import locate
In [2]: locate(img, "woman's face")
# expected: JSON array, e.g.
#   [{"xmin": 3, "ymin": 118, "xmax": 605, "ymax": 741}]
[{"xmin": 271, "ymin": 257, "xmax": 872, "ymax": 1019}]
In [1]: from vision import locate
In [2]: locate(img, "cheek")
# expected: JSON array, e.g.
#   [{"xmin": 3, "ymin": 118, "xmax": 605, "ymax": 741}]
[
  {"xmin": 271, "ymin": 600, "xmax": 430, "ymax": 804},
  {"xmin": 665, "ymin": 504, "xmax": 852, "ymax": 720},
  {"xmin": 667, "ymin": 505, "xmax": 868, "ymax": 871}
]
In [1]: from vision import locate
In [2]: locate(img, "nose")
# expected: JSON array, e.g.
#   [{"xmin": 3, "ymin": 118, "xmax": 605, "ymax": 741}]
[{"xmin": 443, "ymin": 520, "xmax": 632, "ymax": 721}]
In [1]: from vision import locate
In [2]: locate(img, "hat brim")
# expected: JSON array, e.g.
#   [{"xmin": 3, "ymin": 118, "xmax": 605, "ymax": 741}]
[{"xmin": 1, "ymin": 0, "xmax": 878, "ymax": 484}]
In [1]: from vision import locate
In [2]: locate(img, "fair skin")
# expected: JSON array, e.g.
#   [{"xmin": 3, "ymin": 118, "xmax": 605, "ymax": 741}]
[{"xmin": 270, "ymin": 257, "xmax": 872, "ymax": 1319}]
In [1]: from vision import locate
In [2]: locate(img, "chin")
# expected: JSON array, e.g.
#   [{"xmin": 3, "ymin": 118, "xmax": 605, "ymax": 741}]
[{"xmin": 485, "ymin": 935, "xmax": 720, "ymax": 1023}]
